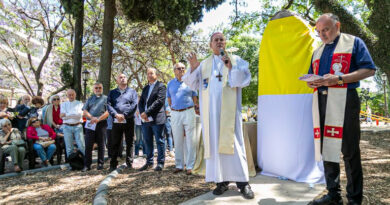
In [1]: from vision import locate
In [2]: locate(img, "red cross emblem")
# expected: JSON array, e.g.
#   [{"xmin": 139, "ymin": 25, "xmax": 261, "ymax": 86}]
[
  {"xmin": 324, "ymin": 126, "xmax": 343, "ymax": 138},
  {"xmin": 314, "ymin": 128, "xmax": 321, "ymax": 139}
]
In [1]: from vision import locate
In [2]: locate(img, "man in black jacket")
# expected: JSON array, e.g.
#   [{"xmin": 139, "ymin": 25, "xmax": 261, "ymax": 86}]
[
  {"xmin": 138, "ymin": 68, "xmax": 167, "ymax": 171},
  {"xmin": 107, "ymin": 74, "xmax": 138, "ymax": 171},
  {"xmin": 15, "ymin": 95, "xmax": 31, "ymax": 132}
]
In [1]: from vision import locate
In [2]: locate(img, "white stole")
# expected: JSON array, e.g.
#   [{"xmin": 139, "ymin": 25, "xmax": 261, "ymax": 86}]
[{"xmin": 312, "ymin": 33, "xmax": 355, "ymax": 163}]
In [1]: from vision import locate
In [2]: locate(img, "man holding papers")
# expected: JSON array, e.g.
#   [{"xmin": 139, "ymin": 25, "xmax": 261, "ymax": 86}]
[
  {"xmin": 82, "ymin": 82, "xmax": 109, "ymax": 172},
  {"xmin": 107, "ymin": 74, "xmax": 138, "ymax": 171},
  {"xmin": 138, "ymin": 68, "xmax": 167, "ymax": 172}
]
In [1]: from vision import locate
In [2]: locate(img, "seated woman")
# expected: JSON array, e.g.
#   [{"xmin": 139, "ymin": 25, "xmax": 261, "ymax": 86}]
[
  {"xmin": 0, "ymin": 119, "xmax": 26, "ymax": 172},
  {"xmin": 42, "ymin": 95, "xmax": 66, "ymax": 164},
  {"xmin": 26, "ymin": 117, "xmax": 56, "ymax": 167},
  {"xmin": 0, "ymin": 96, "xmax": 16, "ymax": 120}
]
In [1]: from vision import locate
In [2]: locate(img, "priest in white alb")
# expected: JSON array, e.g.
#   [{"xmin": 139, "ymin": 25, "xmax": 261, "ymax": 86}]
[{"xmin": 183, "ymin": 32, "xmax": 254, "ymax": 199}]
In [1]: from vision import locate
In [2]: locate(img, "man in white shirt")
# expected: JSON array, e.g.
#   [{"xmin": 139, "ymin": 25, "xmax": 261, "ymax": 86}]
[{"xmin": 60, "ymin": 89, "xmax": 85, "ymax": 157}]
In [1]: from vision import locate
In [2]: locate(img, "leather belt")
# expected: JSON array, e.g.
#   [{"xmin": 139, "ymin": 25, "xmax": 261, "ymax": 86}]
[
  {"xmin": 171, "ymin": 106, "xmax": 194, "ymax": 112},
  {"xmin": 64, "ymin": 123, "xmax": 81, "ymax": 126},
  {"xmin": 318, "ymin": 90, "xmax": 328, "ymax": 95}
]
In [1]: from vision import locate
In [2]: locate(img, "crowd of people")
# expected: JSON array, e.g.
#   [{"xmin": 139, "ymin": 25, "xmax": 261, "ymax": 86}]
[
  {"xmin": 0, "ymin": 66, "xmax": 201, "ymax": 176},
  {"xmin": 0, "ymin": 12, "xmax": 377, "ymax": 203}
]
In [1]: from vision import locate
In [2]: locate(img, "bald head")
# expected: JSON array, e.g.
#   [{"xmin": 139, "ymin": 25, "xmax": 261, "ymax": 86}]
[
  {"xmin": 66, "ymin": 89, "xmax": 76, "ymax": 101},
  {"xmin": 316, "ymin": 13, "xmax": 341, "ymax": 44}
]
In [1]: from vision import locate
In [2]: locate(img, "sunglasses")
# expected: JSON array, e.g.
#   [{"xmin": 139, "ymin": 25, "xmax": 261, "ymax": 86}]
[
  {"xmin": 95, "ymin": 87, "xmax": 103, "ymax": 90},
  {"xmin": 53, "ymin": 98, "xmax": 60, "ymax": 101},
  {"xmin": 175, "ymin": 67, "xmax": 185, "ymax": 71},
  {"xmin": 31, "ymin": 119, "xmax": 39, "ymax": 124}
]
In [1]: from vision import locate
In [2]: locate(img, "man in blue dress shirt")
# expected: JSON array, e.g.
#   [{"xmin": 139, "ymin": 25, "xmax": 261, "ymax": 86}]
[
  {"xmin": 307, "ymin": 14, "xmax": 376, "ymax": 205},
  {"xmin": 167, "ymin": 62, "xmax": 198, "ymax": 175}
]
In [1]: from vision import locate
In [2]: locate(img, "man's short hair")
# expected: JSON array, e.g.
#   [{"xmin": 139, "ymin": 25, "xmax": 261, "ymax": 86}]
[
  {"xmin": 66, "ymin": 89, "xmax": 76, "ymax": 94},
  {"xmin": 93, "ymin": 82, "xmax": 103, "ymax": 87},
  {"xmin": 210, "ymin": 32, "xmax": 224, "ymax": 42},
  {"xmin": 318, "ymin": 13, "xmax": 340, "ymax": 25},
  {"xmin": 147, "ymin": 67, "xmax": 158, "ymax": 74},
  {"xmin": 173, "ymin": 63, "xmax": 185, "ymax": 70}
]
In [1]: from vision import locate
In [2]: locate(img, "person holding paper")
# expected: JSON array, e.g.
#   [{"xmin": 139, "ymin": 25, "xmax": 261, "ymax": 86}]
[
  {"xmin": 138, "ymin": 68, "xmax": 167, "ymax": 172},
  {"xmin": 82, "ymin": 82, "xmax": 109, "ymax": 172},
  {"xmin": 107, "ymin": 74, "xmax": 138, "ymax": 171},
  {"xmin": 307, "ymin": 14, "xmax": 376, "ymax": 205},
  {"xmin": 60, "ymin": 89, "xmax": 85, "ymax": 158}
]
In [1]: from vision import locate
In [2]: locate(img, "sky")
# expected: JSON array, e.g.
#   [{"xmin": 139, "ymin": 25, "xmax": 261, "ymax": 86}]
[{"xmin": 190, "ymin": 0, "xmax": 378, "ymax": 92}]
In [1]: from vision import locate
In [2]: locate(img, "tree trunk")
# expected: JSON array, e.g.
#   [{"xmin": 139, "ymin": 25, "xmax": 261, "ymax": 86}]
[
  {"xmin": 98, "ymin": 0, "xmax": 117, "ymax": 95},
  {"xmin": 73, "ymin": 0, "xmax": 85, "ymax": 100}
]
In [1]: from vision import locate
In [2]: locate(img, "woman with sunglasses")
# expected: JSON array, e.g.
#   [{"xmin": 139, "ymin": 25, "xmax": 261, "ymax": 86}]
[
  {"xmin": 26, "ymin": 117, "xmax": 56, "ymax": 167},
  {"xmin": 0, "ymin": 118, "xmax": 26, "ymax": 173},
  {"xmin": 42, "ymin": 95, "xmax": 65, "ymax": 164}
]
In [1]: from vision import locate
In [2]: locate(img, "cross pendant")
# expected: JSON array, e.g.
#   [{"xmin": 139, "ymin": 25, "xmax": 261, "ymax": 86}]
[{"xmin": 216, "ymin": 72, "xmax": 222, "ymax": 81}]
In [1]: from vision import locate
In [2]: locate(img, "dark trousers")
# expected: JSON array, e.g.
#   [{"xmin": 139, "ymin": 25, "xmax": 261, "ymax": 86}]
[
  {"xmin": 110, "ymin": 119, "xmax": 134, "ymax": 167},
  {"xmin": 318, "ymin": 89, "xmax": 363, "ymax": 203},
  {"xmin": 55, "ymin": 136, "xmax": 67, "ymax": 164},
  {"xmin": 218, "ymin": 181, "xmax": 248, "ymax": 189},
  {"xmin": 84, "ymin": 121, "xmax": 107, "ymax": 168},
  {"xmin": 106, "ymin": 129, "xmax": 111, "ymax": 158},
  {"xmin": 142, "ymin": 122, "xmax": 165, "ymax": 165}
]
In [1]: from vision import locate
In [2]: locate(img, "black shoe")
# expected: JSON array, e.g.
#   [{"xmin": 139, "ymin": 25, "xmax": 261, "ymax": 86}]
[
  {"xmin": 81, "ymin": 167, "xmax": 91, "ymax": 172},
  {"xmin": 97, "ymin": 164, "xmax": 104, "ymax": 170},
  {"xmin": 310, "ymin": 194, "xmax": 342, "ymax": 205},
  {"xmin": 138, "ymin": 163, "xmax": 153, "ymax": 171},
  {"xmin": 154, "ymin": 164, "xmax": 164, "ymax": 171},
  {"xmin": 240, "ymin": 185, "xmax": 254, "ymax": 199},
  {"xmin": 347, "ymin": 200, "xmax": 361, "ymax": 205},
  {"xmin": 126, "ymin": 159, "xmax": 133, "ymax": 169},
  {"xmin": 109, "ymin": 166, "xmax": 116, "ymax": 172},
  {"xmin": 212, "ymin": 183, "xmax": 229, "ymax": 195}
]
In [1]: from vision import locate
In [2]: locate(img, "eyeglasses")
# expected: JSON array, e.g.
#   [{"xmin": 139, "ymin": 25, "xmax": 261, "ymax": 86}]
[
  {"xmin": 52, "ymin": 98, "xmax": 60, "ymax": 101},
  {"xmin": 94, "ymin": 87, "xmax": 103, "ymax": 90},
  {"xmin": 175, "ymin": 67, "xmax": 185, "ymax": 71}
]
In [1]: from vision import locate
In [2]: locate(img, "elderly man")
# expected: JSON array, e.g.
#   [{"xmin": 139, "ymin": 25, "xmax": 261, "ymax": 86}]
[
  {"xmin": 184, "ymin": 32, "xmax": 254, "ymax": 199},
  {"xmin": 307, "ymin": 14, "xmax": 376, "ymax": 205},
  {"xmin": 107, "ymin": 74, "xmax": 138, "ymax": 171},
  {"xmin": 138, "ymin": 68, "xmax": 167, "ymax": 172},
  {"xmin": 60, "ymin": 89, "xmax": 85, "ymax": 158},
  {"xmin": 167, "ymin": 62, "xmax": 198, "ymax": 175},
  {"xmin": 82, "ymin": 82, "xmax": 109, "ymax": 172}
]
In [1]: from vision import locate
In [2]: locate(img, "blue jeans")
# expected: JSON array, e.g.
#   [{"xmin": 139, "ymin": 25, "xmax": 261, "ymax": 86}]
[
  {"xmin": 63, "ymin": 124, "xmax": 85, "ymax": 157},
  {"xmin": 164, "ymin": 117, "xmax": 173, "ymax": 151},
  {"xmin": 142, "ymin": 123, "xmax": 165, "ymax": 165},
  {"xmin": 134, "ymin": 125, "xmax": 145, "ymax": 156},
  {"xmin": 33, "ymin": 143, "xmax": 56, "ymax": 162}
]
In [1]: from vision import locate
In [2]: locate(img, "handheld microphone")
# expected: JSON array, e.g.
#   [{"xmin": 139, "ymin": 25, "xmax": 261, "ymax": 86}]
[{"xmin": 219, "ymin": 48, "xmax": 228, "ymax": 64}]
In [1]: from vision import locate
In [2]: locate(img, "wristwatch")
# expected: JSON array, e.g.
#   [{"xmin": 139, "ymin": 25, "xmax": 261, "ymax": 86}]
[{"xmin": 337, "ymin": 76, "xmax": 344, "ymax": 85}]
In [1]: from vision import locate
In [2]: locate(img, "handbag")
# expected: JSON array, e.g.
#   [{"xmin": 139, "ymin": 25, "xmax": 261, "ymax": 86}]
[
  {"xmin": 11, "ymin": 139, "xmax": 26, "ymax": 146},
  {"xmin": 36, "ymin": 139, "xmax": 55, "ymax": 148}
]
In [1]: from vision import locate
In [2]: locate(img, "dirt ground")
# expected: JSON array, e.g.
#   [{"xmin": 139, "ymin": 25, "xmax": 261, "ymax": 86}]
[{"xmin": 0, "ymin": 130, "xmax": 388, "ymax": 205}]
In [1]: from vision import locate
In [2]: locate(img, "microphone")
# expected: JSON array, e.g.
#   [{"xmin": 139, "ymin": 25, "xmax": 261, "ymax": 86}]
[{"xmin": 219, "ymin": 48, "xmax": 228, "ymax": 64}]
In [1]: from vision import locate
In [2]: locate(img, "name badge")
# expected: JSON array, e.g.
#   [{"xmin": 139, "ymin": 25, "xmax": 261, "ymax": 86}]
[{"xmin": 203, "ymin": 78, "xmax": 209, "ymax": 90}]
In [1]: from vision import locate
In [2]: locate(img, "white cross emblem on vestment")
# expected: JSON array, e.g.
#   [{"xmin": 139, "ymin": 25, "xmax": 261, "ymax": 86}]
[
  {"xmin": 326, "ymin": 128, "xmax": 339, "ymax": 137},
  {"xmin": 315, "ymin": 130, "xmax": 321, "ymax": 138}
]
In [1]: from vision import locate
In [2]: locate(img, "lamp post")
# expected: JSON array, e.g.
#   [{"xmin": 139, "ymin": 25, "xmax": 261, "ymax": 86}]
[
  {"xmin": 382, "ymin": 73, "xmax": 388, "ymax": 117},
  {"xmin": 82, "ymin": 69, "xmax": 90, "ymax": 101},
  {"xmin": 361, "ymin": 88, "xmax": 370, "ymax": 109}
]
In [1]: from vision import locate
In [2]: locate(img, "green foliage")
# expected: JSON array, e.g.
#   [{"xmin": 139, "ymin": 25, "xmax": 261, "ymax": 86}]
[
  {"xmin": 226, "ymin": 35, "xmax": 260, "ymax": 106},
  {"xmin": 60, "ymin": 62, "xmax": 73, "ymax": 86},
  {"xmin": 60, "ymin": 0, "xmax": 84, "ymax": 16},
  {"xmin": 119, "ymin": 0, "xmax": 225, "ymax": 32}
]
